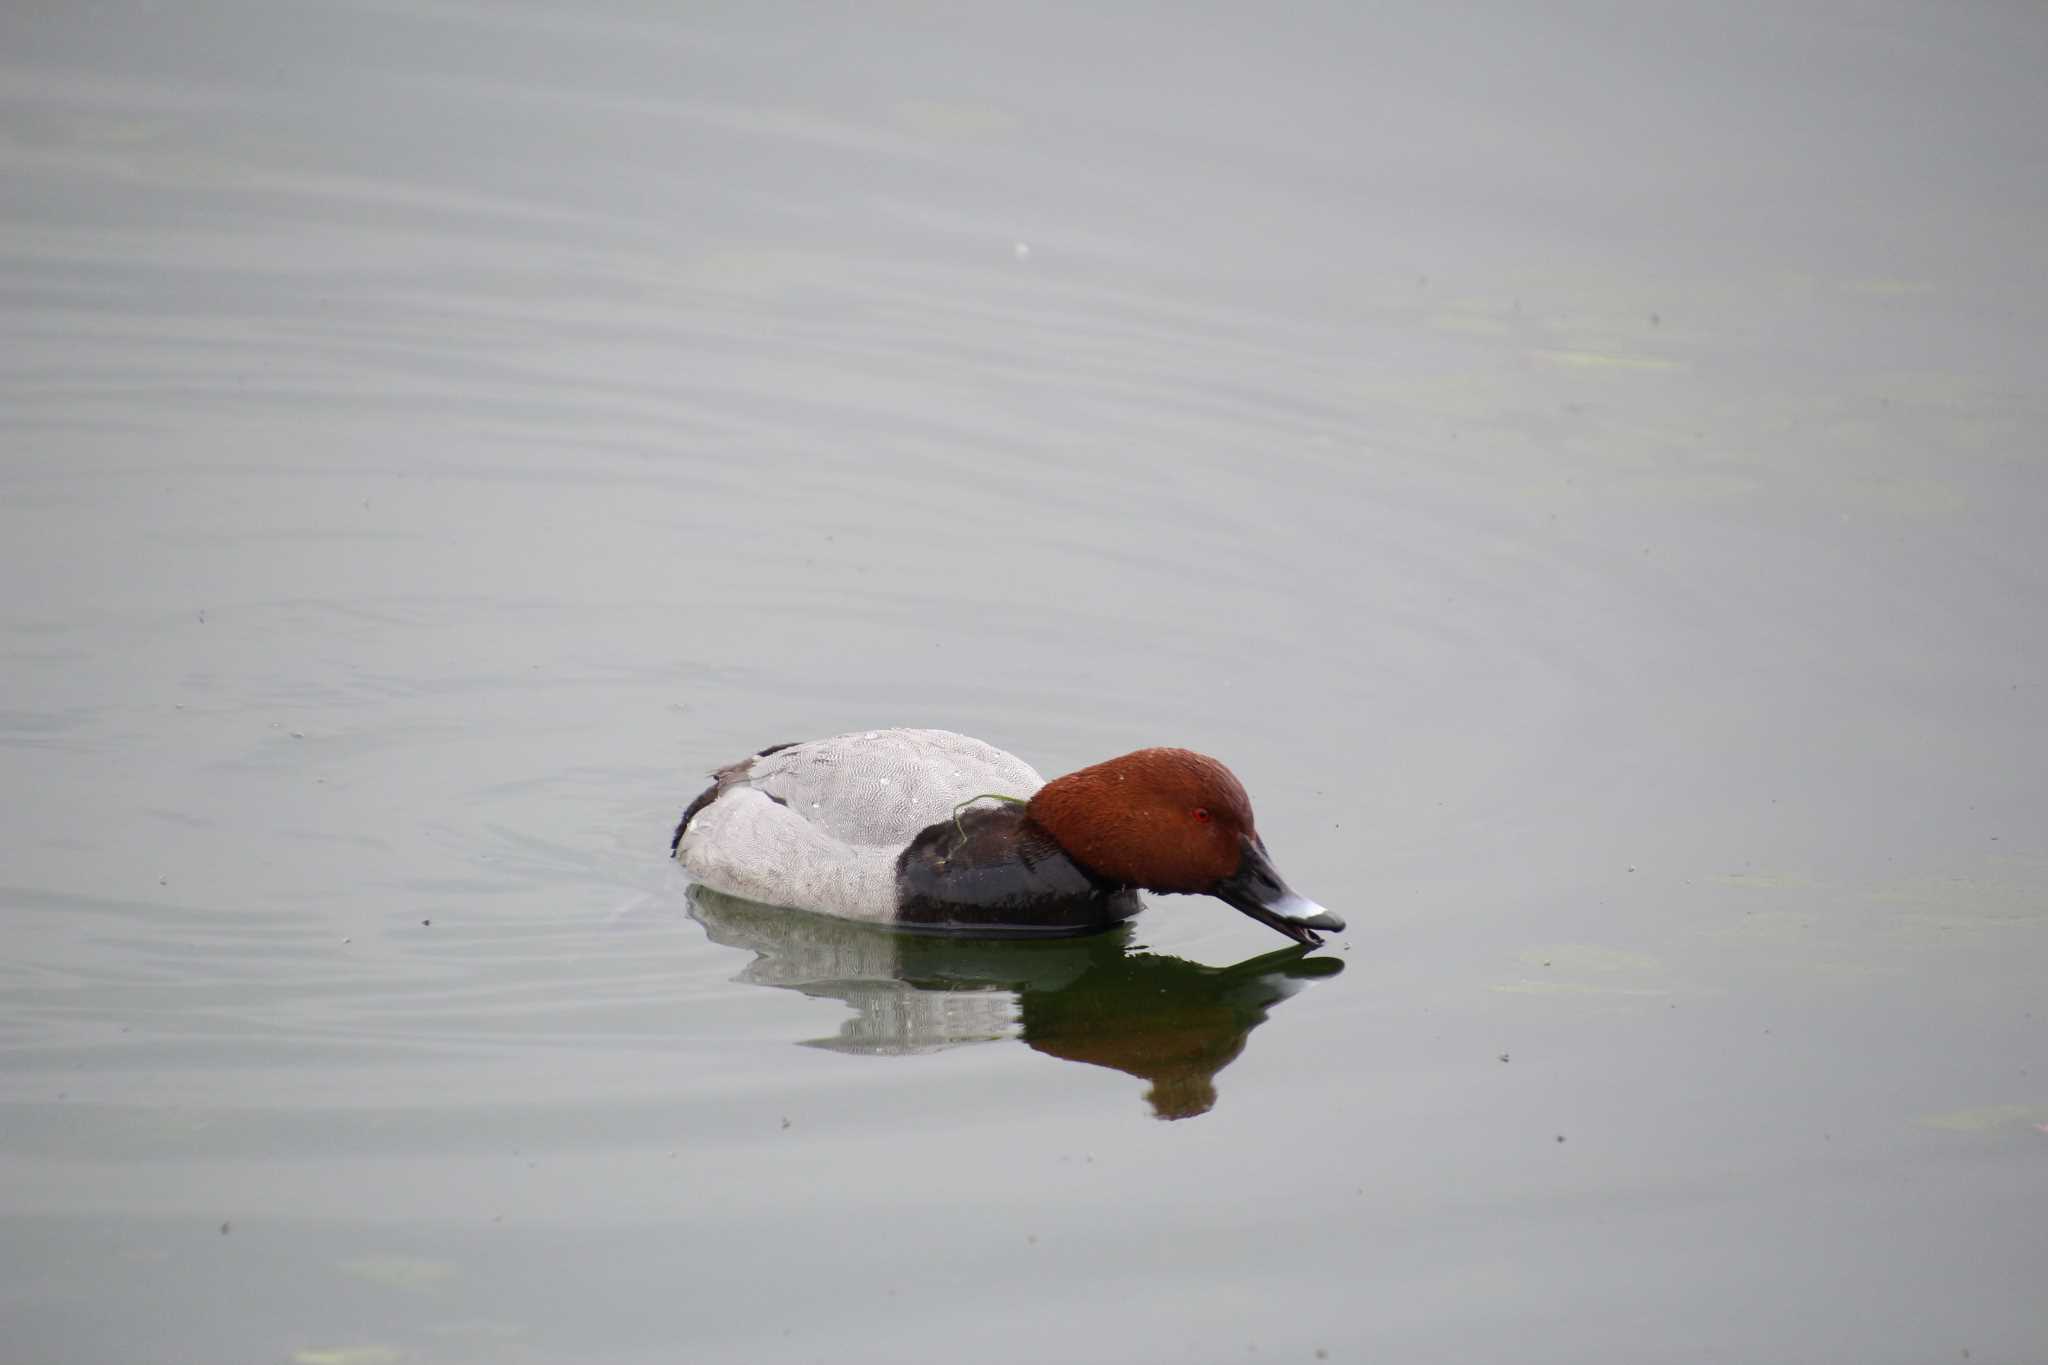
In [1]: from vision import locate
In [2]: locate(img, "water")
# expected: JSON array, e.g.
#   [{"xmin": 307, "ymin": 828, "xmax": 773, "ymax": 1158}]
[{"xmin": 3, "ymin": 3, "xmax": 2044, "ymax": 1361}]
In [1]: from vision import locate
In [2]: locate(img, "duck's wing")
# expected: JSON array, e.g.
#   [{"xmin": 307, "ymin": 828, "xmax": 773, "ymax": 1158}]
[
  {"xmin": 738, "ymin": 728, "xmax": 1045, "ymax": 848},
  {"xmin": 678, "ymin": 785, "xmax": 901, "ymax": 921}
]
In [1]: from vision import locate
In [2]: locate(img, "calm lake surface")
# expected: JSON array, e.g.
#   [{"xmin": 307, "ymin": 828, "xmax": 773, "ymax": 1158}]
[{"xmin": 4, "ymin": 3, "xmax": 2045, "ymax": 1362}]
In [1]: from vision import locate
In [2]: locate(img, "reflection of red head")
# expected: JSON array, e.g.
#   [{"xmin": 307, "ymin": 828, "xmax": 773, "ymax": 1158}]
[{"xmin": 1026, "ymin": 992, "xmax": 1246, "ymax": 1121}]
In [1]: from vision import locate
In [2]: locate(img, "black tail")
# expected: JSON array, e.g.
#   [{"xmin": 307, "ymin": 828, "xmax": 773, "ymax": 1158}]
[{"xmin": 670, "ymin": 780, "xmax": 719, "ymax": 854}]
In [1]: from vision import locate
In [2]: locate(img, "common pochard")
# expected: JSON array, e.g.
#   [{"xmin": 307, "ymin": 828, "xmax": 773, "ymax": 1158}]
[{"xmin": 671, "ymin": 728, "xmax": 1343, "ymax": 945}]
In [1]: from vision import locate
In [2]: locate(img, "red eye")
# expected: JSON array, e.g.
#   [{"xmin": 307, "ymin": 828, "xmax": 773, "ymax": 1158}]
[{"xmin": 1192, "ymin": 807, "xmax": 1211, "ymax": 824}]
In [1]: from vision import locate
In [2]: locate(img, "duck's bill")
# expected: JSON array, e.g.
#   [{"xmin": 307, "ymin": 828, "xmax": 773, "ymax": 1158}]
[{"xmin": 1214, "ymin": 838, "xmax": 1346, "ymax": 946}]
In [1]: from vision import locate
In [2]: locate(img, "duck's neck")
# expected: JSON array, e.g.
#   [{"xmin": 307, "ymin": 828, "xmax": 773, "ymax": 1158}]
[{"xmin": 1026, "ymin": 766, "xmax": 1133, "ymax": 887}]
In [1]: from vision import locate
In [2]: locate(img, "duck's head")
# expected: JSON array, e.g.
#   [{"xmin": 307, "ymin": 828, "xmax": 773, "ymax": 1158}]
[{"xmin": 1026, "ymin": 747, "xmax": 1345, "ymax": 945}]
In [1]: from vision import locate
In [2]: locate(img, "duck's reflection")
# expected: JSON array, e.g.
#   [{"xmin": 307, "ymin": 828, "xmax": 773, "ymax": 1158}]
[{"xmin": 688, "ymin": 886, "xmax": 1343, "ymax": 1119}]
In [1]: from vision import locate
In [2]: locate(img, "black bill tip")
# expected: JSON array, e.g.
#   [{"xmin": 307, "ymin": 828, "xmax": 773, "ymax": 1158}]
[{"xmin": 1212, "ymin": 838, "xmax": 1344, "ymax": 945}]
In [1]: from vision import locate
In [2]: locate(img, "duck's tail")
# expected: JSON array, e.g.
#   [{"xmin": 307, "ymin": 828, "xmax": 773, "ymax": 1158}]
[{"xmin": 669, "ymin": 741, "xmax": 800, "ymax": 855}]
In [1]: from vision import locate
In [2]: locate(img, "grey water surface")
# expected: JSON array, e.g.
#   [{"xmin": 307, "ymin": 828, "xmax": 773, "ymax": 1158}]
[{"xmin": 3, "ymin": 3, "xmax": 2045, "ymax": 1362}]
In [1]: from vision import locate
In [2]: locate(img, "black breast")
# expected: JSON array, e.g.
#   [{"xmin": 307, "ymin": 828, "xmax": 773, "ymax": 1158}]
[{"xmin": 894, "ymin": 804, "xmax": 1141, "ymax": 936}]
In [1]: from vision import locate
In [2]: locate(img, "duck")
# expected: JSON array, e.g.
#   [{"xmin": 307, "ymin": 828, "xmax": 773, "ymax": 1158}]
[{"xmin": 670, "ymin": 728, "xmax": 1344, "ymax": 945}]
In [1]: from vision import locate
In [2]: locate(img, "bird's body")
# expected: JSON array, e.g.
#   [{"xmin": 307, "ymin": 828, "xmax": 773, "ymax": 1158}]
[{"xmin": 673, "ymin": 728, "xmax": 1341, "ymax": 944}]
